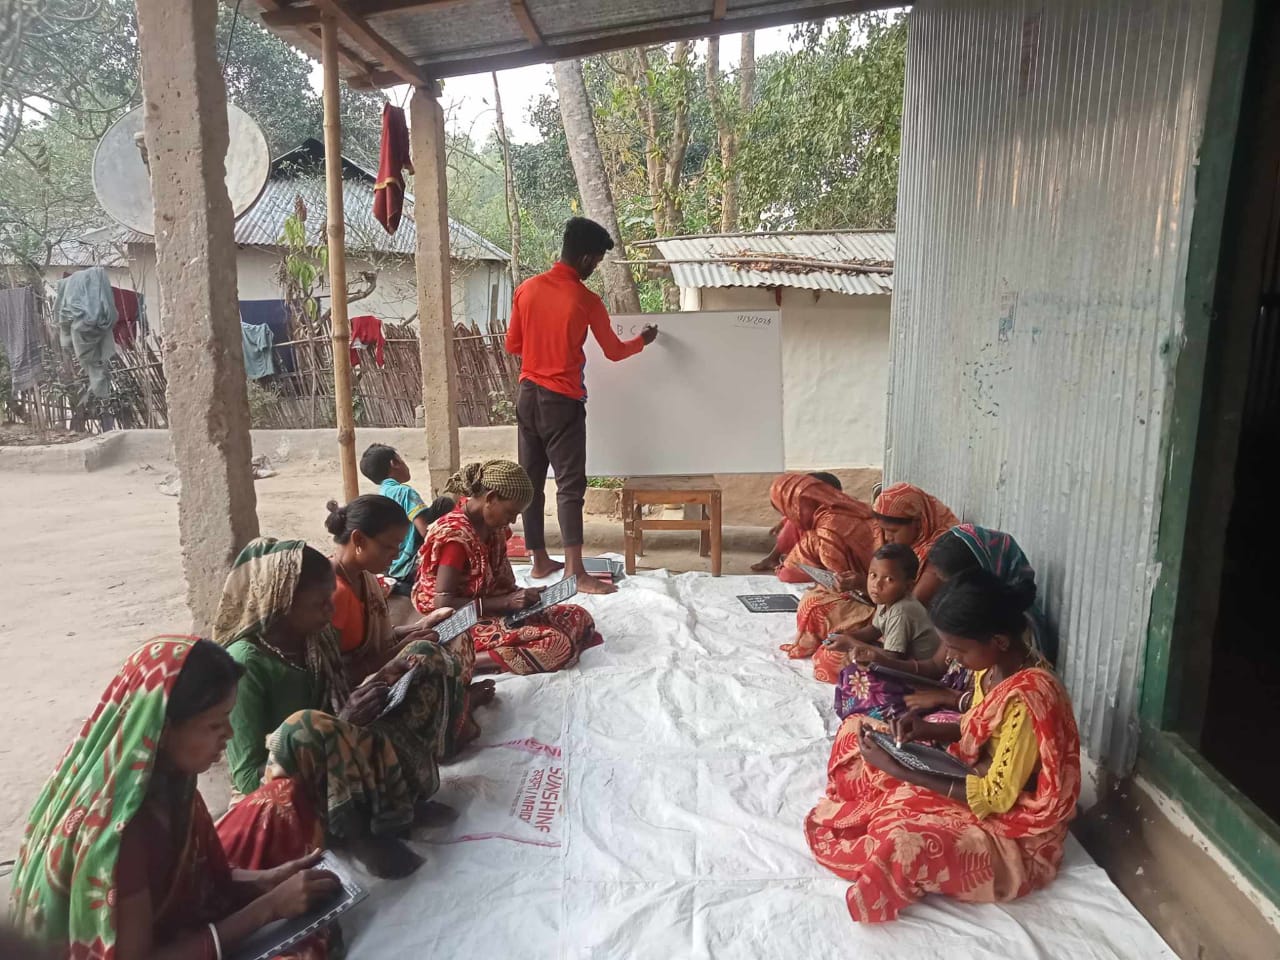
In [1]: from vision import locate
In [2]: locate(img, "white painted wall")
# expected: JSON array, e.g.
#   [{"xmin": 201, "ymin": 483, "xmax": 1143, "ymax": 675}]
[
  {"xmin": 125, "ymin": 245, "xmax": 510, "ymax": 333},
  {"xmin": 684, "ymin": 285, "xmax": 889, "ymax": 470}
]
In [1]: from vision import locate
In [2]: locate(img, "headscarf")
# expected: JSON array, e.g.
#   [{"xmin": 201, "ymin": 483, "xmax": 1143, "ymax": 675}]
[
  {"xmin": 872, "ymin": 482, "xmax": 960, "ymax": 564},
  {"xmin": 769, "ymin": 473, "xmax": 878, "ymax": 576},
  {"xmin": 949, "ymin": 523, "xmax": 1057, "ymax": 664},
  {"xmin": 9, "ymin": 638, "xmax": 231, "ymax": 958},
  {"xmin": 444, "ymin": 460, "xmax": 534, "ymax": 507},
  {"xmin": 213, "ymin": 537, "xmax": 349, "ymax": 711}
]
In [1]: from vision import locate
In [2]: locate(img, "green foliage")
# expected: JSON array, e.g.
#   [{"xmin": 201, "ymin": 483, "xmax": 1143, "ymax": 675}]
[
  {"xmin": 277, "ymin": 204, "xmax": 326, "ymax": 331},
  {"xmin": 738, "ymin": 14, "xmax": 906, "ymax": 229},
  {"xmin": 488, "ymin": 390, "xmax": 516, "ymax": 425}
]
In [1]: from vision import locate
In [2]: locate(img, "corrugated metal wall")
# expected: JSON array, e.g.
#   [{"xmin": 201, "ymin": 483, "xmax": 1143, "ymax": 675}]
[{"xmin": 887, "ymin": 0, "xmax": 1222, "ymax": 772}]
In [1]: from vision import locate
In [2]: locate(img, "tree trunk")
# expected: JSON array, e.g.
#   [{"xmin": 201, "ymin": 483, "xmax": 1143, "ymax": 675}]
[
  {"xmin": 491, "ymin": 72, "xmax": 521, "ymax": 294},
  {"xmin": 553, "ymin": 58, "xmax": 641, "ymax": 314},
  {"xmin": 661, "ymin": 41, "xmax": 692, "ymax": 237},
  {"xmin": 705, "ymin": 36, "xmax": 734, "ymax": 233}
]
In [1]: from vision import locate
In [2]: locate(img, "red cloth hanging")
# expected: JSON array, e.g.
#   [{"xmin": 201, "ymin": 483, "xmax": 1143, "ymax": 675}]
[
  {"xmin": 350, "ymin": 314, "xmax": 385, "ymax": 368},
  {"xmin": 112, "ymin": 287, "xmax": 141, "ymax": 347},
  {"xmin": 374, "ymin": 103, "xmax": 412, "ymax": 234}
]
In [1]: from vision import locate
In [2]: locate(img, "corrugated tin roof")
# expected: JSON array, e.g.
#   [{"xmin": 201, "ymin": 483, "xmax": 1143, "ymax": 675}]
[
  {"xmin": 107, "ymin": 139, "xmax": 508, "ymax": 262},
  {"xmin": 6, "ymin": 238, "xmax": 129, "ymax": 269},
  {"xmin": 251, "ymin": 0, "xmax": 895, "ymax": 84},
  {"xmin": 651, "ymin": 231, "xmax": 894, "ymax": 295}
]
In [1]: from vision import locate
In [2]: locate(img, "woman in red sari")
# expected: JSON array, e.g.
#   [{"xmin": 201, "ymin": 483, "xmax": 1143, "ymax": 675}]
[
  {"xmin": 414, "ymin": 460, "xmax": 603, "ymax": 675},
  {"xmin": 770, "ymin": 473, "xmax": 879, "ymax": 681},
  {"xmin": 805, "ymin": 569, "xmax": 1080, "ymax": 923},
  {"xmin": 872, "ymin": 482, "xmax": 960, "ymax": 605}
]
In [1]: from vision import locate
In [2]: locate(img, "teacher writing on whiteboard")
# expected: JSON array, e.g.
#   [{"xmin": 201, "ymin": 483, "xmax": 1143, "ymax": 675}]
[{"xmin": 505, "ymin": 217, "xmax": 658, "ymax": 595}]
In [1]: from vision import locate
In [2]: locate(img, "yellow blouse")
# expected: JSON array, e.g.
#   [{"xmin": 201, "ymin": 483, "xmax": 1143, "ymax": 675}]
[{"xmin": 964, "ymin": 669, "xmax": 1040, "ymax": 819}]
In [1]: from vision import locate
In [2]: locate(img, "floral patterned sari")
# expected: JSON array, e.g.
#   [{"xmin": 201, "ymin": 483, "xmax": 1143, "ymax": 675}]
[
  {"xmin": 806, "ymin": 667, "xmax": 1080, "ymax": 922},
  {"xmin": 413, "ymin": 502, "xmax": 602, "ymax": 674}
]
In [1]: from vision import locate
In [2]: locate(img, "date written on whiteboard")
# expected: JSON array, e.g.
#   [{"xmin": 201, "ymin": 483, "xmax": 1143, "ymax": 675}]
[{"xmin": 734, "ymin": 314, "xmax": 774, "ymax": 330}]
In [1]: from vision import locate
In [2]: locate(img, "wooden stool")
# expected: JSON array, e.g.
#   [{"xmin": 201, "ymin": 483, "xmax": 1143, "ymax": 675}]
[{"xmin": 621, "ymin": 475, "xmax": 723, "ymax": 577}]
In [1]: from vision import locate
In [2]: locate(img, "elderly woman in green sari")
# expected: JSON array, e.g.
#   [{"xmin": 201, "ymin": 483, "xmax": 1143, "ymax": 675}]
[{"xmin": 215, "ymin": 537, "xmax": 471, "ymax": 878}]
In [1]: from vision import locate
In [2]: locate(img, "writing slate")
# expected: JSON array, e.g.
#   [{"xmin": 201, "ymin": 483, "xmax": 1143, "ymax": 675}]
[
  {"xmin": 867, "ymin": 662, "xmax": 950, "ymax": 691},
  {"xmin": 737, "ymin": 594, "xmax": 800, "ymax": 613},
  {"xmin": 377, "ymin": 603, "xmax": 480, "ymax": 720},
  {"xmin": 505, "ymin": 575, "xmax": 578, "ymax": 628},
  {"xmin": 866, "ymin": 731, "xmax": 971, "ymax": 779},
  {"xmin": 228, "ymin": 853, "xmax": 366, "ymax": 960}
]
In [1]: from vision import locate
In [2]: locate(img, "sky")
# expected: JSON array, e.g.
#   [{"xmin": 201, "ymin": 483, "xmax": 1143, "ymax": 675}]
[{"xmin": 342, "ymin": 26, "xmax": 799, "ymax": 146}]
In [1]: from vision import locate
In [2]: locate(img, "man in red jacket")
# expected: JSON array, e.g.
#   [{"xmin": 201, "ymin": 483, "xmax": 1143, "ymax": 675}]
[{"xmin": 505, "ymin": 217, "xmax": 657, "ymax": 594}]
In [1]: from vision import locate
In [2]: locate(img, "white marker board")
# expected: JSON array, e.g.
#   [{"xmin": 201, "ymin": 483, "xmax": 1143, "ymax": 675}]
[{"xmin": 583, "ymin": 311, "xmax": 783, "ymax": 476}]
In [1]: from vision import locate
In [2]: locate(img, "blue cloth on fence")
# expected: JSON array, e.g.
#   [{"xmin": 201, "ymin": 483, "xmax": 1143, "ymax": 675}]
[
  {"xmin": 54, "ymin": 267, "xmax": 117, "ymax": 398},
  {"xmin": 240, "ymin": 321, "xmax": 276, "ymax": 379},
  {"xmin": 238, "ymin": 300, "xmax": 295, "ymax": 373}
]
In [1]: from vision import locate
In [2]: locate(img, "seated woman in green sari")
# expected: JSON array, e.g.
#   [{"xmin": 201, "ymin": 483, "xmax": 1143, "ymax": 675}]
[
  {"xmin": 216, "ymin": 536, "xmax": 469, "ymax": 878},
  {"xmin": 9, "ymin": 637, "xmax": 341, "ymax": 959}
]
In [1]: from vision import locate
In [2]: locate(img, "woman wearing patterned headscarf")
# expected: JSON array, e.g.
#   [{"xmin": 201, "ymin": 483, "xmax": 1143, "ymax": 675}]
[
  {"xmin": 9, "ymin": 638, "xmax": 343, "ymax": 959},
  {"xmin": 414, "ymin": 460, "xmax": 603, "ymax": 674},
  {"xmin": 215, "ymin": 537, "xmax": 466, "ymax": 879},
  {"xmin": 770, "ymin": 473, "xmax": 880, "ymax": 682},
  {"xmin": 872, "ymin": 482, "xmax": 960, "ymax": 590}
]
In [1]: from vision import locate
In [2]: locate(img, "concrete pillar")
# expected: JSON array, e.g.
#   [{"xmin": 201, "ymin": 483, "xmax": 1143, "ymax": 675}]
[
  {"xmin": 136, "ymin": 0, "xmax": 259, "ymax": 633},
  {"xmin": 409, "ymin": 87, "xmax": 460, "ymax": 495}
]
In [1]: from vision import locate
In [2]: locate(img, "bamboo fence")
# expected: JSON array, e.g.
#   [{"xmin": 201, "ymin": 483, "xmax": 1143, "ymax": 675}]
[{"xmin": 3, "ymin": 311, "xmax": 519, "ymax": 434}]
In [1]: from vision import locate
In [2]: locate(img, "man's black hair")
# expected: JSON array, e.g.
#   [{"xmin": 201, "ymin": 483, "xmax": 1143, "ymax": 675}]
[{"xmin": 561, "ymin": 217, "xmax": 615, "ymax": 262}]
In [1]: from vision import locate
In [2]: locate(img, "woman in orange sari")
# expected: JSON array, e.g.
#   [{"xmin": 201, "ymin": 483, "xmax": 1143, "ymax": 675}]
[
  {"xmin": 772, "ymin": 473, "xmax": 878, "ymax": 681},
  {"xmin": 872, "ymin": 482, "xmax": 960, "ymax": 606},
  {"xmin": 805, "ymin": 569, "xmax": 1080, "ymax": 923}
]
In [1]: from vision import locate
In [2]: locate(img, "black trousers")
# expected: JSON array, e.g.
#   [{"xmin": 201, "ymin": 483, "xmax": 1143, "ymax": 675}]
[{"xmin": 517, "ymin": 380, "xmax": 587, "ymax": 549}]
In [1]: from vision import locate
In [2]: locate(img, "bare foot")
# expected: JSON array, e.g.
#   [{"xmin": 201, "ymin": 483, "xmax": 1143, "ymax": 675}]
[
  {"xmin": 414, "ymin": 799, "xmax": 459, "ymax": 828},
  {"xmin": 346, "ymin": 833, "xmax": 423, "ymax": 879},
  {"xmin": 469, "ymin": 678, "xmax": 497, "ymax": 707},
  {"xmin": 530, "ymin": 551, "xmax": 565, "ymax": 579},
  {"xmin": 779, "ymin": 632, "xmax": 820, "ymax": 660},
  {"xmin": 574, "ymin": 572, "xmax": 617, "ymax": 596},
  {"xmin": 750, "ymin": 553, "xmax": 780, "ymax": 573}
]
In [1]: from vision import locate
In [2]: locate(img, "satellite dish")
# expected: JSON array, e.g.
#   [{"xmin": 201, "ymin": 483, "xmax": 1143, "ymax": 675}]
[{"xmin": 93, "ymin": 103, "xmax": 270, "ymax": 235}]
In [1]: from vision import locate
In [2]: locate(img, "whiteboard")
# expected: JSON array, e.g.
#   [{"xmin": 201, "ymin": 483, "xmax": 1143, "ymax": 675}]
[{"xmin": 583, "ymin": 311, "xmax": 784, "ymax": 476}]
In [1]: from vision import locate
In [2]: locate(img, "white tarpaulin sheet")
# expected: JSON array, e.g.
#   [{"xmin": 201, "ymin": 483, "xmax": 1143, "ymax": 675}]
[{"xmin": 343, "ymin": 571, "xmax": 1174, "ymax": 959}]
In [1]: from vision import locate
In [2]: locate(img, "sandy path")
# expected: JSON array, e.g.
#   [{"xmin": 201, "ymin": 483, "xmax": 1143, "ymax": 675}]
[{"xmin": 0, "ymin": 461, "xmax": 770, "ymax": 858}]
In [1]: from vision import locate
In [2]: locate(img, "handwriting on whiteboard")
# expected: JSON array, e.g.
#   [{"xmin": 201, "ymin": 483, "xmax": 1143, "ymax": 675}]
[{"xmin": 612, "ymin": 315, "xmax": 773, "ymax": 336}]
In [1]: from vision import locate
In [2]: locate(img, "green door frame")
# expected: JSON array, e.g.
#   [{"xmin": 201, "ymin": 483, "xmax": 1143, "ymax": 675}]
[{"xmin": 1141, "ymin": 0, "xmax": 1280, "ymax": 906}]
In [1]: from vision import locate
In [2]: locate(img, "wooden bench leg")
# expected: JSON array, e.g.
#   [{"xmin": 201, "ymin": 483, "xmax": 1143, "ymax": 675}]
[
  {"xmin": 622, "ymin": 491, "xmax": 637, "ymax": 575},
  {"xmin": 710, "ymin": 491, "xmax": 723, "ymax": 577},
  {"xmin": 699, "ymin": 504, "xmax": 711, "ymax": 557}
]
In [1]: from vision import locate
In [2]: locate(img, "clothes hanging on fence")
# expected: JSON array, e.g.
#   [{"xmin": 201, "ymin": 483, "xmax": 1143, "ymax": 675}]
[
  {"xmin": 350, "ymin": 314, "xmax": 385, "ymax": 368},
  {"xmin": 374, "ymin": 103, "xmax": 413, "ymax": 234},
  {"xmin": 0, "ymin": 286, "xmax": 43, "ymax": 393},
  {"xmin": 111, "ymin": 287, "xmax": 144, "ymax": 348},
  {"xmin": 54, "ymin": 267, "xmax": 117, "ymax": 399},
  {"xmin": 239, "ymin": 300, "xmax": 295, "ymax": 373},
  {"xmin": 240, "ymin": 321, "xmax": 276, "ymax": 379}
]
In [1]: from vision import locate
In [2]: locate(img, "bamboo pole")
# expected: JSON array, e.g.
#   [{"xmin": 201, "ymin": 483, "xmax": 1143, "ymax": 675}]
[{"xmin": 322, "ymin": 14, "xmax": 359, "ymax": 500}]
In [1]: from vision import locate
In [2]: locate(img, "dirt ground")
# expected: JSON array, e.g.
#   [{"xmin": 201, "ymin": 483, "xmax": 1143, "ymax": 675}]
[{"xmin": 0, "ymin": 459, "xmax": 774, "ymax": 859}]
